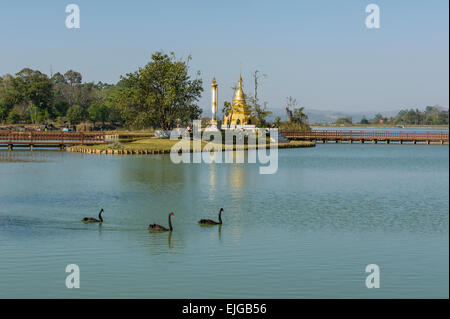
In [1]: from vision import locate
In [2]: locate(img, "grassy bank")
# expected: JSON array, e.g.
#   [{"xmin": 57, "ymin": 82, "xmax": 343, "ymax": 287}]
[{"xmin": 66, "ymin": 138, "xmax": 315, "ymax": 155}]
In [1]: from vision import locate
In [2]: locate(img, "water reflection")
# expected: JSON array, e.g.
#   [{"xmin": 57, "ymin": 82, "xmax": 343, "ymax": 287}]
[{"xmin": 168, "ymin": 231, "xmax": 173, "ymax": 249}]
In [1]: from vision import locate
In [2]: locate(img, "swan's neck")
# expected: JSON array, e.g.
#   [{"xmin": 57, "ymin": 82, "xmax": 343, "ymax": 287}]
[
  {"xmin": 168, "ymin": 215, "xmax": 173, "ymax": 231},
  {"xmin": 98, "ymin": 210, "xmax": 103, "ymax": 222},
  {"xmin": 218, "ymin": 210, "xmax": 222, "ymax": 224}
]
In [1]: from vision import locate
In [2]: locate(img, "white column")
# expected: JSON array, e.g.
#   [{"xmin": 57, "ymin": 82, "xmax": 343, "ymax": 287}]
[
  {"xmin": 211, "ymin": 78, "xmax": 218, "ymax": 122},
  {"xmin": 211, "ymin": 86, "xmax": 216, "ymax": 120}
]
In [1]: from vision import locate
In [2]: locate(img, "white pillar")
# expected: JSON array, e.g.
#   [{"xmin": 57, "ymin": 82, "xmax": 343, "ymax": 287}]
[{"xmin": 211, "ymin": 78, "xmax": 218, "ymax": 121}]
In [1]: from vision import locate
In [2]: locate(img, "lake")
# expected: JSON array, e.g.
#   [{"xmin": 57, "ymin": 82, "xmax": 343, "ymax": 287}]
[{"xmin": 0, "ymin": 144, "xmax": 448, "ymax": 298}]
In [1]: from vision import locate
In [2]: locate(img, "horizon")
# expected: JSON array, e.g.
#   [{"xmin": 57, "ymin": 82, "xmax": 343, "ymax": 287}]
[{"xmin": 0, "ymin": 0, "xmax": 448, "ymax": 114}]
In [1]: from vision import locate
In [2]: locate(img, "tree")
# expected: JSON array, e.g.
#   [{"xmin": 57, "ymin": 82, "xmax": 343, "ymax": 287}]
[
  {"xmin": 66, "ymin": 105, "xmax": 85, "ymax": 125},
  {"xmin": 11, "ymin": 68, "xmax": 54, "ymax": 123},
  {"xmin": 336, "ymin": 117, "xmax": 352, "ymax": 125},
  {"xmin": 116, "ymin": 52, "xmax": 203, "ymax": 129},
  {"xmin": 222, "ymin": 101, "xmax": 233, "ymax": 127},
  {"xmin": 360, "ymin": 116, "xmax": 369, "ymax": 124},
  {"xmin": 7, "ymin": 109, "xmax": 21, "ymax": 124},
  {"xmin": 53, "ymin": 101, "xmax": 69, "ymax": 117},
  {"xmin": 283, "ymin": 96, "xmax": 310, "ymax": 130},
  {"xmin": 274, "ymin": 116, "xmax": 281, "ymax": 128},
  {"xmin": 0, "ymin": 100, "xmax": 11, "ymax": 123},
  {"xmin": 251, "ymin": 102, "xmax": 272, "ymax": 127},
  {"xmin": 88, "ymin": 103, "xmax": 109, "ymax": 126},
  {"xmin": 64, "ymin": 70, "xmax": 82, "ymax": 87},
  {"xmin": 373, "ymin": 113, "xmax": 384, "ymax": 124}
]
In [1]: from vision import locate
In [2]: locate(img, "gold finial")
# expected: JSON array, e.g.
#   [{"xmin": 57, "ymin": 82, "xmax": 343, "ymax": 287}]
[
  {"xmin": 212, "ymin": 76, "xmax": 217, "ymax": 87},
  {"xmin": 233, "ymin": 74, "xmax": 245, "ymax": 102}
]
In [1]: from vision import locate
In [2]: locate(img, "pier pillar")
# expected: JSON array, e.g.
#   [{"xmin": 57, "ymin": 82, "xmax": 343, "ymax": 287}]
[
  {"xmin": 8, "ymin": 144, "xmax": 13, "ymax": 151},
  {"xmin": 323, "ymin": 139, "xmax": 327, "ymax": 144},
  {"xmin": 399, "ymin": 140, "xmax": 403, "ymax": 145},
  {"xmin": 412, "ymin": 140, "xmax": 416, "ymax": 145},
  {"xmin": 360, "ymin": 140, "xmax": 364, "ymax": 144},
  {"xmin": 386, "ymin": 140, "xmax": 390, "ymax": 144},
  {"xmin": 30, "ymin": 145, "xmax": 34, "ymax": 151},
  {"xmin": 349, "ymin": 140, "xmax": 353, "ymax": 144},
  {"xmin": 441, "ymin": 140, "xmax": 444, "ymax": 145},
  {"xmin": 426, "ymin": 140, "xmax": 430, "ymax": 145},
  {"xmin": 372, "ymin": 140, "xmax": 377, "ymax": 144},
  {"xmin": 59, "ymin": 145, "xmax": 65, "ymax": 151},
  {"xmin": 337, "ymin": 140, "xmax": 342, "ymax": 144}
]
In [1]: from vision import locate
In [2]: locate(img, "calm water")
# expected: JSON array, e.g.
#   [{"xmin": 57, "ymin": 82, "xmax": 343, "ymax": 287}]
[{"xmin": 0, "ymin": 144, "xmax": 448, "ymax": 298}]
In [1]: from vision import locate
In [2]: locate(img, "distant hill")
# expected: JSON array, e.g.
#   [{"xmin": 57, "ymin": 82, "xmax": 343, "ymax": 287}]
[
  {"xmin": 262, "ymin": 108, "xmax": 401, "ymax": 124},
  {"xmin": 201, "ymin": 106, "xmax": 447, "ymax": 124}
]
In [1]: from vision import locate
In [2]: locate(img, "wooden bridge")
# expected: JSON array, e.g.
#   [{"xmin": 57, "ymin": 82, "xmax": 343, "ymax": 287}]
[
  {"xmin": 282, "ymin": 130, "xmax": 449, "ymax": 145},
  {"xmin": 0, "ymin": 131, "xmax": 107, "ymax": 150}
]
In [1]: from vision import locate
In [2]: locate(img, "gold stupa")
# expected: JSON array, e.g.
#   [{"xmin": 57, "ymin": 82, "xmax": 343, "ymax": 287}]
[{"xmin": 223, "ymin": 74, "xmax": 253, "ymax": 126}]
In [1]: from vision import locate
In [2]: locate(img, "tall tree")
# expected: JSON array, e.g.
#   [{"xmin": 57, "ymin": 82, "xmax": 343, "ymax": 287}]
[
  {"xmin": 11, "ymin": 68, "xmax": 54, "ymax": 123},
  {"xmin": 116, "ymin": 52, "xmax": 203, "ymax": 129}
]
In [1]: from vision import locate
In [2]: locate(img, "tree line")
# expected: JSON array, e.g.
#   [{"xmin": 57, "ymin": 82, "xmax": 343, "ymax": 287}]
[
  {"xmin": 0, "ymin": 52, "xmax": 203, "ymax": 130},
  {"xmin": 358, "ymin": 106, "xmax": 449, "ymax": 125},
  {"xmin": 1, "ymin": 52, "xmax": 313, "ymax": 131}
]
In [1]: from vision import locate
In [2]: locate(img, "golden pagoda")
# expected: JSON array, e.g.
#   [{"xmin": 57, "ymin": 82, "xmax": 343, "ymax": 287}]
[{"xmin": 223, "ymin": 74, "xmax": 253, "ymax": 126}]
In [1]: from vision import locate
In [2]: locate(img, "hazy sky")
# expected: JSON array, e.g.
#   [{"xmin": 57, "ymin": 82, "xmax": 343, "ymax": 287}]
[{"xmin": 0, "ymin": 0, "xmax": 448, "ymax": 113}]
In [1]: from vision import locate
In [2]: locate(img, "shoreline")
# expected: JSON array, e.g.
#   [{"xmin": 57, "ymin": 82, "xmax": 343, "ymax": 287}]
[{"xmin": 66, "ymin": 139, "xmax": 316, "ymax": 155}]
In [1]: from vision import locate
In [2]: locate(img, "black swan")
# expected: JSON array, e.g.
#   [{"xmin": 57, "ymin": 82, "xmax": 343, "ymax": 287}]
[
  {"xmin": 149, "ymin": 212, "xmax": 174, "ymax": 232},
  {"xmin": 82, "ymin": 209, "xmax": 104, "ymax": 223},
  {"xmin": 198, "ymin": 208, "xmax": 223, "ymax": 225}
]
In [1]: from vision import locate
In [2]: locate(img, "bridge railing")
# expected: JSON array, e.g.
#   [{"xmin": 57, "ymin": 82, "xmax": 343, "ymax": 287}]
[
  {"xmin": 0, "ymin": 131, "xmax": 106, "ymax": 144},
  {"xmin": 282, "ymin": 130, "xmax": 449, "ymax": 141}
]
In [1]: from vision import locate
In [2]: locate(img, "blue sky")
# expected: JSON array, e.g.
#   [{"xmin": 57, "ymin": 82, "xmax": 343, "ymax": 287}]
[{"xmin": 0, "ymin": 0, "xmax": 448, "ymax": 113}]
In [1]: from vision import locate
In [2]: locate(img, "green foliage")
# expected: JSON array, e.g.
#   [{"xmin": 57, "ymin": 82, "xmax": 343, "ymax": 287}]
[
  {"xmin": 336, "ymin": 117, "xmax": 352, "ymax": 124},
  {"xmin": 53, "ymin": 101, "xmax": 69, "ymax": 117},
  {"xmin": 391, "ymin": 106, "xmax": 448, "ymax": 125},
  {"xmin": 0, "ymin": 101, "xmax": 11, "ymax": 123},
  {"xmin": 88, "ymin": 103, "xmax": 109, "ymax": 126},
  {"xmin": 251, "ymin": 102, "xmax": 272, "ymax": 127},
  {"xmin": 274, "ymin": 116, "xmax": 281, "ymax": 128},
  {"xmin": 364, "ymin": 106, "xmax": 448, "ymax": 125},
  {"xmin": 116, "ymin": 52, "xmax": 203, "ymax": 129},
  {"xmin": 283, "ymin": 96, "xmax": 310, "ymax": 130},
  {"xmin": 360, "ymin": 116, "xmax": 369, "ymax": 124},
  {"xmin": 7, "ymin": 109, "xmax": 21, "ymax": 124},
  {"xmin": 66, "ymin": 105, "xmax": 85, "ymax": 125}
]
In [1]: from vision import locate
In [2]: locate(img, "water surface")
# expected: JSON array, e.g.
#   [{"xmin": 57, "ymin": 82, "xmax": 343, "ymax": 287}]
[{"xmin": 0, "ymin": 144, "xmax": 448, "ymax": 298}]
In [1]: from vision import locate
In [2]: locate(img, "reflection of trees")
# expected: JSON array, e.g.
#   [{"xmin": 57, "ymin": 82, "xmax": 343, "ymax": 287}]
[{"xmin": 119, "ymin": 156, "xmax": 188, "ymax": 192}]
